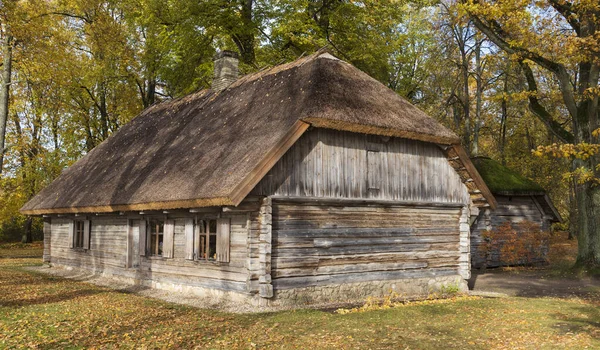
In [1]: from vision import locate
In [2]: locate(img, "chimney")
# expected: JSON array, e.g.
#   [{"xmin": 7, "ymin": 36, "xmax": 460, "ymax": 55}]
[{"xmin": 212, "ymin": 50, "xmax": 239, "ymax": 92}]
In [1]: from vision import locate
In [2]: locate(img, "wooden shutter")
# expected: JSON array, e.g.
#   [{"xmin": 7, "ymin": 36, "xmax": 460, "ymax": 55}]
[
  {"xmin": 216, "ymin": 218, "xmax": 230, "ymax": 262},
  {"xmin": 193, "ymin": 220, "xmax": 202, "ymax": 260},
  {"xmin": 184, "ymin": 218, "xmax": 194, "ymax": 260},
  {"xmin": 367, "ymin": 150, "xmax": 381, "ymax": 192},
  {"xmin": 68, "ymin": 221, "xmax": 75, "ymax": 248},
  {"xmin": 83, "ymin": 220, "xmax": 91, "ymax": 250},
  {"xmin": 163, "ymin": 220, "xmax": 175, "ymax": 258},
  {"xmin": 139, "ymin": 220, "xmax": 147, "ymax": 256}
]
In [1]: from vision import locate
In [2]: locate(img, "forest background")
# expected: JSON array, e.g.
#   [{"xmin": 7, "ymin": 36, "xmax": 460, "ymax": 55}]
[{"xmin": 0, "ymin": 0, "xmax": 595, "ymax": 264}]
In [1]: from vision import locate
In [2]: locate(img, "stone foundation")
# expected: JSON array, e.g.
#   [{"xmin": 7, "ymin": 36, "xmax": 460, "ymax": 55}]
[
  {"xmin": 269, "ymin": 275, "xmax": 467, "ymax": 307},
  {"xmin": 46, "ymin": 262, "xmax": 467, "ymax": 310}
]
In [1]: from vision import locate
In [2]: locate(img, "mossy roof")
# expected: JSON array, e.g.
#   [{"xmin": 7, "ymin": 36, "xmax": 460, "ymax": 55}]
[{"xmin": 471, "ymin": 157, "xmax": 545, "ymax": 194}]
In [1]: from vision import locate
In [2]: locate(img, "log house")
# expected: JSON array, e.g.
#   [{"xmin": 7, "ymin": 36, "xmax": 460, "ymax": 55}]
[{"xmin": 23, "ymin": 51, "xmax": 495, "ymax": 307}]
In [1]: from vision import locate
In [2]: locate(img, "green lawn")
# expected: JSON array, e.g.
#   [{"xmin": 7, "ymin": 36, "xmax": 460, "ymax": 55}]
[{"xmin": 1, "ymin": 246, "xmax": 599, "ymax": 349}]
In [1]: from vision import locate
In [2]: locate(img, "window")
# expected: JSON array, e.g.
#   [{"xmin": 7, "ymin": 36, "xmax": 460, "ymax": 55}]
[
  {"xmin": 70, "ymin": 220, "xmax": 90, "ymax": 250},
  {"xmin": 197, "ymin": 220, "xmax": 217, "ymax": 261},
  {"xmin": 149, "ymin": 220, "xmax": 164, "ymax": 256},
  {"xmin": 140, "ymin": 219, "xmax": 174, "ymax": 258},
  {"xmin": 191, "ymin": 218, "xmax": 230, "ymax": 262},
  {"xmin": 74, "ymin": 221, "xmax": 85, "ymax": 248}
]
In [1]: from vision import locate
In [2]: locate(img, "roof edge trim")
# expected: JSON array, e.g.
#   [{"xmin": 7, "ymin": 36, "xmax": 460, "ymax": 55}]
[
  {"xmin": 453, "ymin": 145, "xmax": 498, "ymax": 210},
  {"xmin": 303, "ymin": 118, "xmax": 461, "ymax": 145},
  {"xmin": 19, "ymin": 197, "xmax": 233, "ymax": 215},
  {"xmin": 229, "ymin": 120, "xmax": 311, "ymax": 206}
]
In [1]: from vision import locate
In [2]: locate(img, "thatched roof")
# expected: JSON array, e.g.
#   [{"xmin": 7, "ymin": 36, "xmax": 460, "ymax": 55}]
[
  {"xmin": 472, "ymin": 157, "xmax": 545, "ymax": 194},
  {"xmin": 22, "ymin": 52, "xmax": 491, "ymax": 215},
  {"xmin": 472, "ymin": 157, "xmax": 561, "ymax": 222}
]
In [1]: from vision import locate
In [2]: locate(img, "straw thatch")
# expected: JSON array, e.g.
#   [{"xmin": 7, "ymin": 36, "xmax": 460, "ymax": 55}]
[{"xmin": 22, "ymin": 52, "xmax": 484, "ymax": 214}]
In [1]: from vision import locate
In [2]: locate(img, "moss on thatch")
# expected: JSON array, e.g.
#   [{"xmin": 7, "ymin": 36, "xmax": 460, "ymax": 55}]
[{"xmin": 471, "ymin": 157, "xmax": 545, "ymax": 194}]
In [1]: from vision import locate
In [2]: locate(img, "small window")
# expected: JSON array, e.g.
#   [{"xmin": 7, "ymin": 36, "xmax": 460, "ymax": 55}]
[
  {"xmin": 193, "ymin": 218, "xmax": 229, "ymax": 262},
  {"xmin": 149, "ymin": 220, "xmax": 164, "ymax": 256},
  {"xmin": 197, "ymin": 219, "xmax": 217, "ymax": 261},
  {"xmin": 74, "ymin": 221, "xmax": 85, "ymax": 248}
]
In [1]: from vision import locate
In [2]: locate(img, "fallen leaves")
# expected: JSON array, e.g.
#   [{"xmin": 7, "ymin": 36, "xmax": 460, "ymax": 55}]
[{"xmin": 0, "ymin": 246, "xmax": 599, "ymax": 349}]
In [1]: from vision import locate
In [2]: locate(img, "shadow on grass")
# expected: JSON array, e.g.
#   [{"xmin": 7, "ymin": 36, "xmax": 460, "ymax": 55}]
[
  {"xmin": 0, "ymin": 288, "xmax": 105, "ymax": 307},
  {"xmin": 552, "ymin": 306, "xmax": 600, "ymax": 339}
]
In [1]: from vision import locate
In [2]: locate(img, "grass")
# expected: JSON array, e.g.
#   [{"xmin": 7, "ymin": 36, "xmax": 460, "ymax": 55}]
[
  {"xmin": 1, "ymin": 245, "xmax": 600, "ymax": 349},
  {"xmin": 0, "ymin": 241, "xmax": 43, "ymax": 258}
]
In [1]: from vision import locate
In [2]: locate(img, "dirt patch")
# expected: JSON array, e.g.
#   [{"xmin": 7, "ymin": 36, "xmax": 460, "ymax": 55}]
[
  {"xmin": 469, "ymin": 269, "xmax": 600, "ymax": 300},
  {"xmin": 469, "ymin": 232, "xmax": 600, "ymax": 301}
]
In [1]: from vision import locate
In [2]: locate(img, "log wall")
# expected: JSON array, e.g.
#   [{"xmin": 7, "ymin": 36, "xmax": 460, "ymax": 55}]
[
  {"xmin": 471, "ymin": 195, "xmax": 550, "ymax": 268},
  {"xmin": 270, "ymin": 200, "xmax": 464, "ymax": 291}
]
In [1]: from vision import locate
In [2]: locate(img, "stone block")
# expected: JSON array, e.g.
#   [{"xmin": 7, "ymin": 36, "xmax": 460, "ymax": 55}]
[{"xmin": 259, "ymin": 284, "xmax": 273, "ymax": 298}]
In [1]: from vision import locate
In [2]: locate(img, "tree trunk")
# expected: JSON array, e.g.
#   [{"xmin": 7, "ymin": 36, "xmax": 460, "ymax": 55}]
[
  {"xmin": 574, "ymin": 178, "xmax": 600, "ymax": 266},
  {"xmin": 231, "ymin": 0, "xmax": 255, "ymax": 66},
  {"xmin": 21, "ymin": 217, "xmax": 33, "ymax": 244},
  {"xmin": 0, "ymin": 36, "xmax": 13, "ymax": 175},
  {"xmin": 499, "ymin": 73, "xmax": 508, "ymax": 165},
  {"xmin": 568, "ymin": 178, "xmax": 577, "ymax": 240},
  {"xmin": 98, "ymin": 83, "xmax": 109, "ymax": 140},
  {"xmin": 145, "ymin": 78, "xmax": 156, "ymax": 108},
  {"xmin": 472, "ymin": 40, "xmax": 483, "ymax": 156},
  {"xmin": 461, "ymin": 50, "xmax": 471, "ymax": 152}
]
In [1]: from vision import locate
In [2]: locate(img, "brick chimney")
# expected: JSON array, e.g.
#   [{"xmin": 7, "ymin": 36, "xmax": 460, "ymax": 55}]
[{"xmin": 212, "ymin": 50, "xmax": 239, "ymax": 92}]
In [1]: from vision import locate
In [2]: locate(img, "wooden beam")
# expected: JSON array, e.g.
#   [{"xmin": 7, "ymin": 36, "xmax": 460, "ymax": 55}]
[
  {"xmin": 451, "ymin": 145, "xmax": 497, "ymax": 210},
  {"xmin": 270, "ymin": 196, "xmax": 466, "ymax": 208}
]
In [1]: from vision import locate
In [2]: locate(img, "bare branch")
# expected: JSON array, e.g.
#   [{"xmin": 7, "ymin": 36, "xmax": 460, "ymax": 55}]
[
  {"xmin": 548, "ymin": 0, "xmax": 580, "ymax": 35},
  {"xmin": 520, "ymin": 61, "xmax": 574, "ymax": 143}
]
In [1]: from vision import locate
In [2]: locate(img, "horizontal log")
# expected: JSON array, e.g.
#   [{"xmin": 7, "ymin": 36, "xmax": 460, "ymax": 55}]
[
  {"xmin": 140, "ymin": 271, "xmax": 249, "ymax": 292},
  {"xmin": 272, "ymin": 251, "xmax": 461, "ymax": 269},
  {"xmin": 272, "ymin": 242, "xmax": 460, "ymax": 257},
  {"xmin": 272, "ymin": 268, "xmax": 459, "ymax": 289},
  {"xmin": 271, "ymin": 196, "xmax": 466, "ymax": 208},
  {"xmin": 272, "ymin": 261, "xmax": 429, "ymax": 278},
  {"xmin": 312, "ymin": 235, "xmax": 458, "ymax": 248}
]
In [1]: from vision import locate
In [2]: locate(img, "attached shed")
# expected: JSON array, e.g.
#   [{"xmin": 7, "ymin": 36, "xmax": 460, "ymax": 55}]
[
  {"xmin": 21, "ymin": 51, "xmax": 495, "ymax": 307},
  {"xmin": 470, "ymin": 157, "xmax": 562, "ymax": 268}
]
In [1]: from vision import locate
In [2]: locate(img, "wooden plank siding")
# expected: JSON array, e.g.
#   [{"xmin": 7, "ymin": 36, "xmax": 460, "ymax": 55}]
[
  {"xmin": 271, "ymin": 201, "xmax": 463, "ymax": 290},
  {"xmin": 471, "ymin": 195, "xmax": 549, "ymax": 268},
  {"xmin": 252, "ymin": 128, "xmax": 470, "ymax": 204},
  {"xmin": 50, "ymin": 218, "xmax": 129, "ymax": 270},
  {"xmin": 49, "ymin": 212, "xmax": 252, "ymax": 293}
]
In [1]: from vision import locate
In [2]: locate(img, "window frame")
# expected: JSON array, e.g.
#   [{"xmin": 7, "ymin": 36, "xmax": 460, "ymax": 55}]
[
  {"xmin": 195, "ymin": 219, "xmax": 217, "ymax": 261},
  {"xmin": 192, "ymin": 216, "xmax": 230, "ymax": 263},
  {"xmin": 147, "ymin": 219, "xmax": 165, "ymax": 257},
  {"xmin": 71, "ymin": 219, "xmax": 90, "ymax": 251}
]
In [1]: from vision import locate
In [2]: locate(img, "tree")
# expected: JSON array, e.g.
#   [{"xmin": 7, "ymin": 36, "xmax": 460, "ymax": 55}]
[
  {"xmin": 0, "ymin": 5, "xmax": 14, "ymax": 175},
  {"xmin": 461, "ymin": 0, "xmax": 600, "ymax": 266}
]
